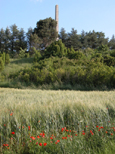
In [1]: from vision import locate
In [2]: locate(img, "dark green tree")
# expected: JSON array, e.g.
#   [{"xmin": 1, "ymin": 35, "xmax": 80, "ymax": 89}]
[
  {"xmin": 109, "ymin": 35, "xmax": 115, "ymax": 49},
  {"xmin": 59, "ymin": 28, "xmax": 68, "ymax": 45},
  {"xmin": 16, "ymin": 28, "xmax": 27, "ymax": 54},
  {"xmin": 26, "ymin": 27, "xmax": 33, "ymax": 51},
  {"xmin": 10, "ymin": 24, "xmax": 19, "ymax": 57},
  {"xmin": 33, "ymin": 17, "xmax": 58, "ymax": 49},
  {"xmin": 0, "ymin": 28, "xmax": 5, "ymax": 53},
  {"xmin": 4, "ymin": 27, "xmax": 11, "ymax": 53}
]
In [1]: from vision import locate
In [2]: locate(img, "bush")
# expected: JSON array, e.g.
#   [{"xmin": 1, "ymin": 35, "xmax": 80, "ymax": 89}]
[
  {"xmin": 0, "ymin": 57, "xmax": 4, "ymax": 72},
  {"xmin": 19, "ymin": 48, "xmax": 26, "ymax": 58},
  {"xmin": 5, "ymin": 53, "xmax": 10, "ymax": 64}
]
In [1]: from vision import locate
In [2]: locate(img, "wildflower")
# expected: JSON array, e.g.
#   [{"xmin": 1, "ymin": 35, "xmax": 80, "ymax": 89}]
[
  {"xmin": 62, "ymin": 137, "xmax": 65, "ymax": 139},
  {"xmin": 64, "ymin": 137, "xmax": 67, "ymax": 139},
  {"xmin": 44, "ymin": 143, "xmax": 47, "ymax": 146},
  {"xmin": 65, "ymin": 129, "xmax": 69, "ymax": 132},
  {"xmin": 40, "ymin": 133, "xmax": 45, "ymax": 137},
  {"xmin": 39, "ymin": 143, "xmax": 42, "ymax": 146},
  {"xmin": 4, "ymin": 124, "xmax": 6, "ymax": 127},
  {"xmin": 86, "ymin": 126, "xmax": 88, "ymax": 127},
  {"xmin": 82, "ymin": 132, "xmax": 85, "ymax": 135},
  {"xmin": 111, "ymin": 133, "xmax": 113, "ymax": 135},
  {"xmin": 91, "ymin": 133, "xmax": 94, "ymax": 135},
  {"xmin": 50, "ymin": 137, "xmax": 53, "ymax": 139},
  {"xmin": 106, "ymin": 131, "xmax": 108, "ymax": 134},
  {"xmin": 28, "ymin": 126, "xmax": 30, "ymax": 130},
  {"xmin": 57, "ymin": 140, "xmax": 60, "ymax": 143},
  {"xmin": 96, "ymin": 126, "xmax": 99, "ymax": 128},
  {"xmin": 68, "ymin": 135, "xmax": 70, "ymax": 137},
  {"xmin": 11, "ymin": 132, "xmax": 15, "ymax": 135},
  {"xmin": 31, "ymin": 137, "xmax": 35, "ymax": 140},
  {"xmin": 69, "ymin": 130, "xmax": 71, "ymax": 132},
  {"xmin": 75, "ymin": 134, "xmax": 77, "ymax": 136},
  {"xmin": 10, "ymin": 113, "xmax": 13, "ymax": 116},
  {"xmin": 55, "ymin": 142, "xmax": 57, "ymax": 144},
  {"xmin": 36, "ymin": 142, "xmax": 38, "ymax": 145},
  {"xmin": 37, "ymin": 135, "xmax": 40, "ymax": 139}
]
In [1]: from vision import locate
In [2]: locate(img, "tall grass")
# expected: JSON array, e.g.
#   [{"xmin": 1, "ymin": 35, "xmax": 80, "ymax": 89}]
[{"xmin": 0, "ymin": 88, "xmax": 115, "ymax": 153}]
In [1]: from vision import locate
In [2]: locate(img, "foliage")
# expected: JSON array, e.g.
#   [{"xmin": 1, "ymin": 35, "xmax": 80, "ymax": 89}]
[
  {"xmin": 5, "ymin": 53, "xmax": 10, "ymax": 64},
  {"xmin": 0, "ymin": 57, "xmax": 4, "ymax": 72},
  {"xmin": 19, "ymin": 48, "xmax": 26, "ymax": 58}
]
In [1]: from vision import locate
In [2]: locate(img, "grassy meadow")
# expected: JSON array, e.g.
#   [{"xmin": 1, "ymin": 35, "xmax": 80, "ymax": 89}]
[{"xmin": 0, "ymin": 88, "xmax": 115, "ymax": 153}]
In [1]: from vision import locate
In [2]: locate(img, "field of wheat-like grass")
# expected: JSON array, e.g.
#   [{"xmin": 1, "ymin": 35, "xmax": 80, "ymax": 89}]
[{"xmin": 0, "ymin": 88, "xmax": 115, "ymax": 154}]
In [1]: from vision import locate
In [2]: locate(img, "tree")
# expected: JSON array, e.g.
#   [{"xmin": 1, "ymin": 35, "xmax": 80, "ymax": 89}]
[
  {"xmin": 33, "ymin": 17, "xmax": 58, "ymax": 49},
  {"xmin": 16, "ymin": 28, "xmax": 27, "ymax": 54},
  {"xmin": 26, "ymin": 27, "xmax": 33, "ymax": 51},
  {"xmin": 59, "ymin": 28, "xmax": 68, "ymax": 45},
  {"xmin": 4, "ymin": 27, "xmax": 11, "ymax": 53},
  {"xmin": 10, "ymin": 24, "xmax": 19, "ymax": 57},
  {"xmin": 109, "ymin": 35, "xmax": 115, "ymax": 49},
  {"xmin": 0, "ymin": 28, "xmax": 5, "ymax": 53},
  {"xmin": 66, "ymin": 28, "xmax": 81, "ymax": 50}
]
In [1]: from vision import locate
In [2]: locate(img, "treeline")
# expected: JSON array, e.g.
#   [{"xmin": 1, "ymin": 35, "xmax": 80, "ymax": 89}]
[
  {"xmin": 59, "ymin": 28, "xmax": 115, "ymax": 51},
  {"xmin": 9, "ymin": 40, "xmax": 115, "ymax": 89},
  {"xmin": 1, "ymin": 17, "xmax": 115, "ymax": 59}
]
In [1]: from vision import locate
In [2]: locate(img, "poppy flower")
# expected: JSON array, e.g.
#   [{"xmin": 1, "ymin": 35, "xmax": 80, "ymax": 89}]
[
  {"xmin": 75, "ymin": 134, "xmax": 77, "ymax": 136},
  {"xmin": 44, "ymin": 143, "xmax": 47, "ymax": 146},
  {"xmin": 11, "ymin": 132, "xmax": 15, "ymax": 135},
  {"xmin": 96, "ymin": 126, "xmax": 99, "ymax": 128},
  {"xmin": 62, "ymin": 137, "xmax": 65, "ymax": 139},
  {"xmin": 37, "ymin": 136, "xmax": 40, "ymax": 139},
  {"xmin": 111, "ymin": 133, "xmax": 113, "ymax": 135},
  {"xmin": 82, "ymin": 132, "xmax": 85, "ymax": 135},
  {"xmin": 36, "ymin": 142, "xmax": 38, "ymax": 145},
  {"xmin": 39, "ymin": 143, "xmax": 42, "ymax": 146},
  {"xmin": 50, "ymin": 137, "xmax": 53, "ymax": 139},
  {"xmin": 10, "ymin": 113, "xmax": 13, "ymax": 116},
  {"xmin": 28, "ymin": 126, "xmax": 30, "ymax": 130},
  {"xmin": 57, "ymin": 140, "xmax": 60, "ymax": 143}
]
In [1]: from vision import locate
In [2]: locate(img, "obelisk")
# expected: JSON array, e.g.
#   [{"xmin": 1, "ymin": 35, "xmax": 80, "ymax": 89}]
[{"xmin": 55, "ymin": 5, "xmax": 59, "ymax": 39}]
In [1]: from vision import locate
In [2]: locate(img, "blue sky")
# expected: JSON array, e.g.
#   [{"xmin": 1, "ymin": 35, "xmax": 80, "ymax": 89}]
[{"xmin": 0, "ymin": 0, "xmax": 115, "ymax": 40}]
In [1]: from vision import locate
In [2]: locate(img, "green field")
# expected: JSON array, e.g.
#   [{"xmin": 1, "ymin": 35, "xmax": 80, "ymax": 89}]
[{"xmin": 0, "ymin": 88, "xmax": 115, "ymax": 153}]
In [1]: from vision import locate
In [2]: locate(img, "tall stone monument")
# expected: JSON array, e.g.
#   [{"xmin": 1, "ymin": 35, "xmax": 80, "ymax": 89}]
[{"xmin": 55, "ymin": 5, "xmax": 59, "ymax": 40}]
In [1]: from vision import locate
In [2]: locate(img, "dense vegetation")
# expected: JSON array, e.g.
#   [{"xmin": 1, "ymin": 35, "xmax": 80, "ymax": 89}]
[
  {"xmin": 0, "ymin": 17, "xmax": 115, "ymax": 90},
  {"xmin": 1, "ymin": 39, "xmax": 113, "ymax": 90}
]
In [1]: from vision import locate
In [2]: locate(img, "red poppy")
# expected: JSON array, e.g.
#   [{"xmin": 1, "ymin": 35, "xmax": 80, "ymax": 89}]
[
  {"xmin": 31, "ymin": 137, "xmax": 35, "ymax": 140},
  {"xmin": 10, "ymin": 113, "xmax": 13, "ymax": 116},
  {"xmin": 106, "ymin": 131, "xmax": 108, "ymax": 134},
  {"xmin": 44, "ymin": 143, "xmax": 47, "ymax": 146},
  {"xmin": 50, "ymin": 137, "xmax": 53, "ymax": 139},
  {"xmin": 39, "ymin": 143, "xmax": 42, "ymax": 146},
  {"xmin": 64, "ymin": 137, "xmax": 67, "ymax": 139},
  {"xmin": 57, "ymin": 140, "xmax": 60, "ymax": 143},
  {"xmin": 96, "ymin": 126, "xmax": 99, "ymax": 128},
  {"xmin": 28, "ymin": 126, "xmax": 30, "ymax": 130},
  {"xmin": 82, "ymin": 132, "xmax": 85, "ymax": 135},
  {"xmin": 75, "ymin": 134, "xmax": 77, "ymax": 136},
  {"xmin": 37, "ymin": 135, "xmax": 40, "ymax": 139},
  {"xmin": 111, "ymin": 133, "xmax": 113, "ymax": 135},
  {"xmin": 11, "ymin": 132, "xmax": 15, "ymax": 135}
]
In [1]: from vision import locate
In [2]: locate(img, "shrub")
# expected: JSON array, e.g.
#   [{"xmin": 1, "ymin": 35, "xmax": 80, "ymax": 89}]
[
  {"xmin": 5, "ymin": 53, "xmax": 10, "ymax": 64},
  {"xmin": 0, "ymin": 57, "xmax": 4, "ymax": 72}
]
